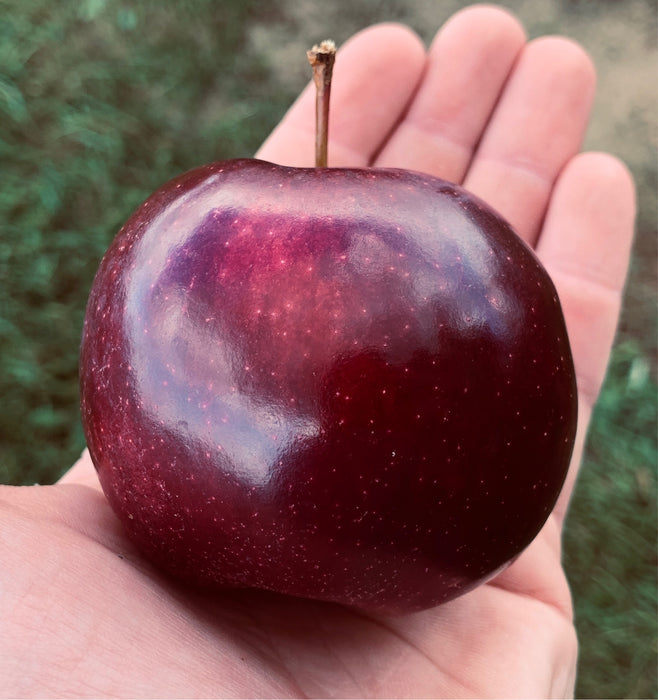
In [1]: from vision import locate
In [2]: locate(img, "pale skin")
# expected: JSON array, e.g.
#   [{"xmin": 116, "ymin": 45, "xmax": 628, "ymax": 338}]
[{"xmin": 0, "ymin": 6, "xmax": 636, "ymax": 698}]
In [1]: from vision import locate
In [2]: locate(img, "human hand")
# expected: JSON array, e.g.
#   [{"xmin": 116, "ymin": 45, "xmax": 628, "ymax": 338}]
[{"xmin": 0, "ymin": 6, "xmax": 635, "ymax": 698}]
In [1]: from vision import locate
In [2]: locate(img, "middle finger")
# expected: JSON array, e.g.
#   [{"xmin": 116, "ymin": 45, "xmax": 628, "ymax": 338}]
[{"xmin": 374, "ymin": 5, "xmax": 526, "ymax": 182}]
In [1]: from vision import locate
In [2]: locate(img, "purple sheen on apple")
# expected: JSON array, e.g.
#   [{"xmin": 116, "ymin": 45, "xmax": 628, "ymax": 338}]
[{"xmin": 79, "ymin": 159, "xmax": 577, "ymax": 614}]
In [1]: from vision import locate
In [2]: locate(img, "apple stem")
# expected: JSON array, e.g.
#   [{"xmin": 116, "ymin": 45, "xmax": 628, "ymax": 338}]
[{"xmin": 307, "ymin": 40, "xmax": 336, "ymax": 168}]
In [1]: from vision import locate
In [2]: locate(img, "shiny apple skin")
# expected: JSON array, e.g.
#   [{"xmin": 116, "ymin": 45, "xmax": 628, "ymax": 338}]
[{"xmin": 80, "ymin": 159, "xmax": 577, "ymax": 614}]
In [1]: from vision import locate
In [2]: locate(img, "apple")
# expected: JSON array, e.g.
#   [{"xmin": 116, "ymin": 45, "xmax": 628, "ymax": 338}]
[
  {"xmin": 79, "ymin": 42, "xmax": 577, "ymax": 614},
  {"xmin": 79, "ymin": 157, "xmax": 577, "ymax": 613}
]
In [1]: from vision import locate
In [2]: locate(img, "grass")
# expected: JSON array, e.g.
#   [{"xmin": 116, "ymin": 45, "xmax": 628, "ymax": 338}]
[
  {"xmin": 1, "ymin": 2, "xmax": 656, "ymax": 697},
  {"xmin": 0, "ymin": 0, "xmax": 290, "ymax": 485},
  {"xmin": 563, "ymin": 341, "xmax": 657, "ymax": 698}
]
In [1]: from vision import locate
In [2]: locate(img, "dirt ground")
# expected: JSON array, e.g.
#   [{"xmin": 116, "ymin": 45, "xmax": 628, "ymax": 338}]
[{"xmin": 248, "ymin": 0, "xmax": 657, "ymax": 358}]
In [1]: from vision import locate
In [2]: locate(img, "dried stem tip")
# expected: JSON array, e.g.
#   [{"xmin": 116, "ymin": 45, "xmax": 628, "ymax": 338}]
[
  {"xmin": 307, "ymin": 40, "xmax": 336, "ymax": 168},
  {"xmin": 307, "ymin": 40, "xmax": 337, "ymax": 79}
]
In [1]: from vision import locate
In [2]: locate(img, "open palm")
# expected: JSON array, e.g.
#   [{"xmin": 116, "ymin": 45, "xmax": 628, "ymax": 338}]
[{"xmin": 0, "ymin": 6, "xmax": 635, "ymax": 698}]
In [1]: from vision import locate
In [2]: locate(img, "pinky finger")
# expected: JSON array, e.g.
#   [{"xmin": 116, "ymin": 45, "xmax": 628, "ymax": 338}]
[{"xmin": 536, "ymin": 152, "xmax": 636, "ymax": 516}]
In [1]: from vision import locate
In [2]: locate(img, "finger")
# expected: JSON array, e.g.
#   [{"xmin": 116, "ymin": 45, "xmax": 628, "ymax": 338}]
[
  {"xmin": 464, "ymin": 36, "xmax": 596, "ymax": 244},
  {"xmin": 256, "ymin": 23, "xmax": 426, "ymax": 167},
  {"xmin": 539, "ymin": 152, "xmax": 636, "ymax": 411},
  {"xmin": 537, "ymin": 152, "xmax": 636, "ymax": 518},
  {"xmin": 375, "ymin": 5, "xmax": 526, "ymax": 183},
  {"xmin": 57, "ymin": 448, "xmax": 104, "ymax": 491}
]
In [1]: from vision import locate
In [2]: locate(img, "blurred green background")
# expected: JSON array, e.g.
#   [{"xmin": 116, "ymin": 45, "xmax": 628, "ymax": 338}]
[{"xmin": 1, "ymin": 1, "xmax": 655, "ymax": 696}]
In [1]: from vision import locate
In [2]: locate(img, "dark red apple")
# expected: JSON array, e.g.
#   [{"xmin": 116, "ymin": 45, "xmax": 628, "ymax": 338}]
[{"xmin": 79, "ymin": 158, "xmax": 577, "ymax": 614}]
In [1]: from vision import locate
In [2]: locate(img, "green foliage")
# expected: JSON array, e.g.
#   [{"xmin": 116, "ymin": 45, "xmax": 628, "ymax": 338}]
[
  {"xmin": 0, "ymin": 3, "xmax": 655, "ymax": 698},
  {"xmin": 564, "ymin": 341, "xmax": 658, "ymax": 699},
  {"xmin": 0, "ymin": 0, "xmax": 291, "ymax": 484}
]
